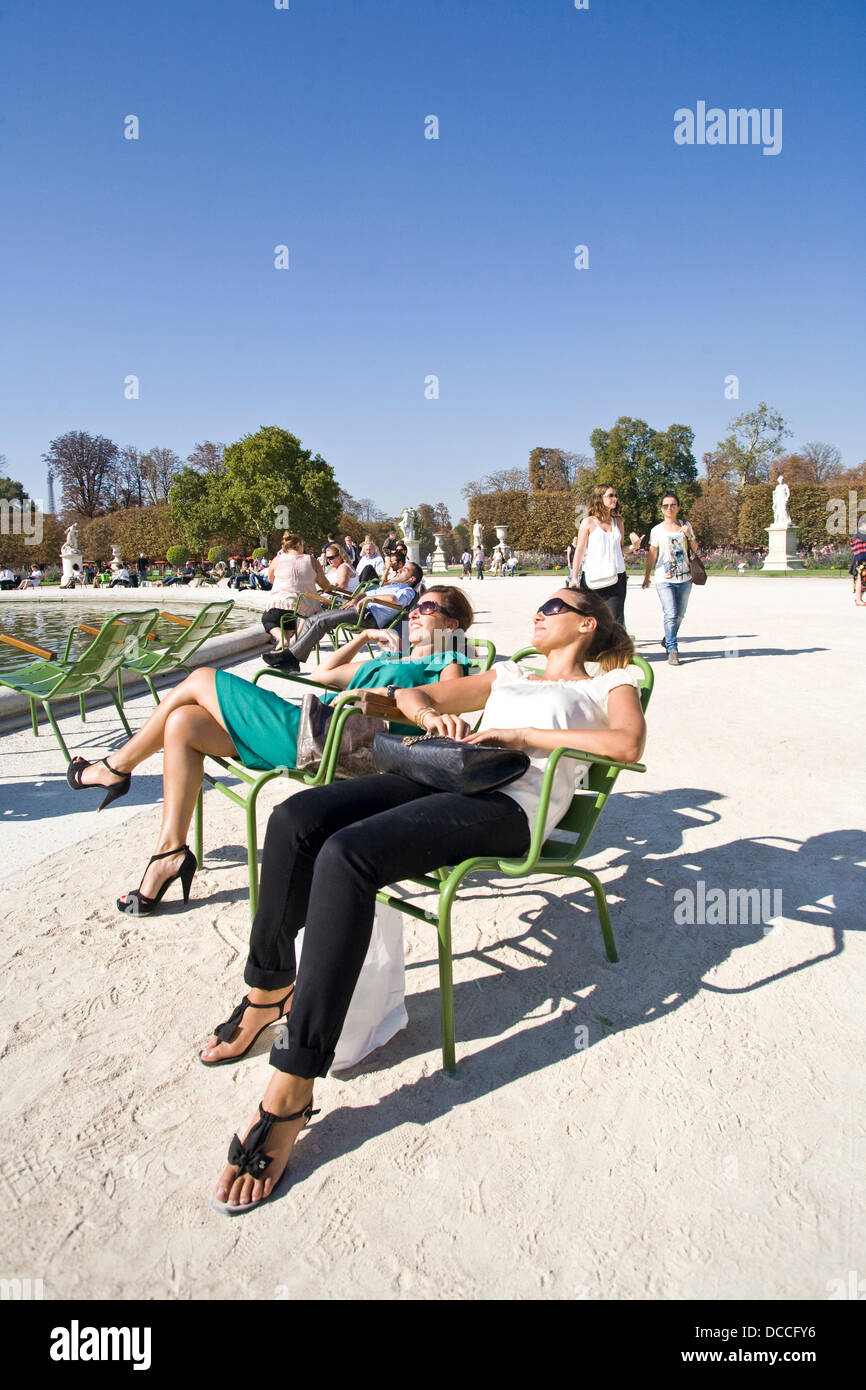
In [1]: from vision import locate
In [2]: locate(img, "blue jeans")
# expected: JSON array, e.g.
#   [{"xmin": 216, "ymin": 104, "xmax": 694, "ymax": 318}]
[{"xmin": 656, "ymin": 580, "xmax": 692, "ymax": 651}]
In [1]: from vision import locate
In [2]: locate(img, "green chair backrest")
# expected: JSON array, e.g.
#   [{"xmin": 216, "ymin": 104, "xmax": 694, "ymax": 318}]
[
  {"xmin": 56, "ymin": 610, "xmax": 160, "ymax": 695},
  {"xmin": 509, "ymin": 647, "xmax": 653, "ymax": 859},
  {"xmin": 155, "ymin": 600, "xmax": 234, "ymax": 664}
]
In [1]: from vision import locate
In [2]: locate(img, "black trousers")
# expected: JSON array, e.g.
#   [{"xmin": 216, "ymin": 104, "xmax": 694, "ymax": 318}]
[
  {"xmin": 245, "ymin": 775, "xmax": 531, "ymax": 1077},
  {"xmin": 580, "ymin": 570, "xmax": 627, "ymax": 625}
]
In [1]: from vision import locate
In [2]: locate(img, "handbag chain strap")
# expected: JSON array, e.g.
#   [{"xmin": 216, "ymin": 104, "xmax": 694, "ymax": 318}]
[{"xmin": 401, "ymin": 731, "xmax": 438, "ymax": 747}]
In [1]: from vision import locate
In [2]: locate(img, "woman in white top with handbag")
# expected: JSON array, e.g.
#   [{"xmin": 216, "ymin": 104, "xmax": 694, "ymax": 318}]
[
  {"xmin": 208, "ymin": 586, "xmax": 646, "ymax": 1214},
  {"xmin": 571, "ymin": 483, "xmax": 643, "ymax": 624},
  {"xmin": 642, "ymin": 491, "xmax": 698, "ymax": 666}
]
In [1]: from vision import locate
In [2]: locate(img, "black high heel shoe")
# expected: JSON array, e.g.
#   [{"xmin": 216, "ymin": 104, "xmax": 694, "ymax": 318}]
[
  {"xmin": 199, "ymin": 986, "xmax": 295, "ymax": 1068},
  {"xmin": 211, "ymin": 1097, "xmax": 320, "ymax": 1216},
  {"xmin": 116, "ymin": 845, "xmax": 197, "ymax": 916},
  {"xmin": 67, "ymin": 756, "xmax": 131, "ymax": 812}
]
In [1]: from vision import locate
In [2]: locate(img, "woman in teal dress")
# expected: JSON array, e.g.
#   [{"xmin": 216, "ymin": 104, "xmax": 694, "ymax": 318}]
[{"xmin": 66, "ymin": 587, "xmax": 474, "ymax": 913}]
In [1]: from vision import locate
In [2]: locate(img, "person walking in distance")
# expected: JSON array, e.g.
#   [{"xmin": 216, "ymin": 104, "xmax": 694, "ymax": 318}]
[
  {"xmin": 474, "ymin": 545, "xmax": 485, "ymax": 580},
  {"xmin": 571, "ymin": 485, "xmax": 643, "ymax": 624},
  {"xmin": 642, "ymin": 492, "xmax": 698, "ymax": 666}
]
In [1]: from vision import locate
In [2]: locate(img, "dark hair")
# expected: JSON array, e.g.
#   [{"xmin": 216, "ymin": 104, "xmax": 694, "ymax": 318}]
[
  {"xmin": 424, "ymin": 584, "xmax": 474, "ymax": 633},
  {"xmin": 404, "ymin": 561, "xmax": 423, "ymax": 587},
  {"xmin": 557, "ymin": 588, "xmax": 634, "ymax": 672},
  {"xmin": 661, "ymin": 491, "xmax": 681, "ymax": 506}
]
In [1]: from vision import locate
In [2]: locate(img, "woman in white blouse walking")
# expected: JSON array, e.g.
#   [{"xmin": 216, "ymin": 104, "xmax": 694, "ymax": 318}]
[
  {"xmin": 571, "ymin": 484, "xmax": 643, "ymax": 623},
  {"xmin": 209, "ymin": 587, "xmax": 646, "ymax": 1214}
]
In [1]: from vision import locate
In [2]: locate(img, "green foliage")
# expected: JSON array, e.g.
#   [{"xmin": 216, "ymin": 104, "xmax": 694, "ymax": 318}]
[
  {"xmin": 468, "ymin": 490, "xmax": 532, "ymax": 550},
  {"xmin": 528, "ymin": 447, "xmax": 570, "ymax": 492},
  {"xmin": 589, "ymin": 417, "xmax": 698, "ymax": 535},
  {"xmin": 717, "ymin": 402, "xmax": 792, "ymax": 488},
  {"xmin": 207, "ymin": 545, "xmax": 229, "ymax": 564},
  {"xmin": 223, "ymin": 425, "xmax": 340, "ymax": 549},
  {"xmin": 168, "ymin": 466, "xmax": 226, "ymax": 553},
  {"xmin": 737, "ymin": 485, "xmax": 772, "ymax": 547},
  {"xmin": 522, "ymin": 493, "xmax": 580, "ymax": 551},
  {"xmin": 166, "ymin": 544, "xmax": 190, "ymax": 567},
  {"xmin": 789, "ymin": 485, "xmax": 833, "ymax": 549},
  {"xmin": 0, "ymin": 476, "xmax": 28, "ymax": 503},
  {"xmin": 252, "ymin": 546, "xmax": 267, "ymax": 561}
]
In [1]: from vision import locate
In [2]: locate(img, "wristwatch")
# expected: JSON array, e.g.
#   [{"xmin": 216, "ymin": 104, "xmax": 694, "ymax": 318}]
[{"xmin": 386, "ymin": 684, "xmax": 397, "ymax": 701}]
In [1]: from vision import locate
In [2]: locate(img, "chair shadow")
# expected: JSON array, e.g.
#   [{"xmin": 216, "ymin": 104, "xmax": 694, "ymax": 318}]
[
  {"xmin": 637, "ymin": 647, "xmax": 828, "ymax": 663},
  {"xmin": 266, "ymin": 792, "xmax": 862, "ymax": 1198},
  {"xmin": 0, "ymin": 773, "xmax": 165, "ymax": 822}
]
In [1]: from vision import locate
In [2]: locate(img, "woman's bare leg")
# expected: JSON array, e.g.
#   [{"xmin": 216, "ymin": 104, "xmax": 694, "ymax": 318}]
[
  {"xmin": 78, "ymin": 667, "xmax": 226, "ymax": 785},
  {"xmin": 117, "ymin": 703, "xmax": 238, "ymax": 902},
  {"xmin": 214, "ymin": 1068, "xmax": 316, "ymax": 1210}
]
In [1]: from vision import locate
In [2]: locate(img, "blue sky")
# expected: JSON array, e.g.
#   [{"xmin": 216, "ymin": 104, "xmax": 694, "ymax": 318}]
[{"xmin": 1, "ymin": 0, "xmax": 864, "ymax": 522}]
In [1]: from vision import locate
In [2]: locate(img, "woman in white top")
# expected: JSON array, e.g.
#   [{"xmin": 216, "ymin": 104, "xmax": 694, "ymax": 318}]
[
  {"xmin": 571, "ymin": 483, "xmax": 643, "ymax": 623},
  {"xmin": 17, "ymin": 566, "xmax": 43, "ymax": 589},
  {"xmin": 642, "ymin": 491, "xmax": 697, "ymax": 667},
  {"xmin": 261, "ymin": 533, "xmax": 336, "ymax": 649},
  {"xmin": 209, "ymin": 587, "xmax": 645, "ymax": 1214}
]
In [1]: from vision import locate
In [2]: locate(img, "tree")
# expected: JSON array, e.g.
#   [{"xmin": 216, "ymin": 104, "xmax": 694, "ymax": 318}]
[
  {"xmin": 43, "ymin": 431, "xmax": 118, "ymax": 518},
  {"xmin": 114, "ymin": 446, "xmax": 146, "ymax": 509},
  {"xmin": 799, "ymin": 441, "xmax": 843, "ymax": 484},
  {"xmin": 166, "ymin": 544, "xmax": 190, "ymax": 567},
  {"xmin": 589, "ymin": 417, "xmax": 698, "ymax": 536},
  {"xmin": 433, "ymin": 502, "xmax": 451, "ymax": 530},
  {"xmin": 717, "ymin": 402, "xmax": 791, "ymax": 488},
  {"xmin": 82, "ymin": 504, "xmax": 186, "ymax": 565},
  {"xmin": 222, "ymin": 425, "xmax": 340, "ymax": 549},
  {"xmin": 187, "ymin": 440, "xmax": 226, "ymax": 474},
  {"xmin": 141, "ymin": 446, "xmax": 182, "ymax": 505},
  {"xmin": 689, "ymin": 477, "xmax": 738, "ymax": 547},
  {"xmin": 0, "ymin": 475, "xmax": 28, "ymax": 502},
  {"xmin": 462, "ymin": 467, "xmax": 529, "ymax": 501},
  {"xmin": 168, "ymin": 466, "xmax": 226, "ymax": 553},
  {"xmin": 528, "ymin": 447, "xmax": 571, "ymax": 492}
]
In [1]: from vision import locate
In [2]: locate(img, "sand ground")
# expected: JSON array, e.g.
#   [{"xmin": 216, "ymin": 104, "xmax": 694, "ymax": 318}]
[{"xmin": 0, "ymin": 573, "xmax": 862, "ymax": 1300}]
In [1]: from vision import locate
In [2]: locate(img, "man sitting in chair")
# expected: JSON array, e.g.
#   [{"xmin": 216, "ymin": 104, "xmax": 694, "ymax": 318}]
[{"xmin": 262, "ymin": 560, "xmax": 423, "ymax": 672}]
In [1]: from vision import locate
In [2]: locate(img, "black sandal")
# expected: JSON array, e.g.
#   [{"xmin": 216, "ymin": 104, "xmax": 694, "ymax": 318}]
[
  {"xmin": 199, "ymin": 986, "xmax": 295, "ymax": 1067},
  {"xmin": 116, "ymin": 845, "xmax": 197, "ymax": 916},
  {"xmin": 211, "ymin": 1098, "xmax": 319, "ymax": 1216},
  {"xmin": 66, "ymin": 756, "xmax": 131, "ymax": 811}
]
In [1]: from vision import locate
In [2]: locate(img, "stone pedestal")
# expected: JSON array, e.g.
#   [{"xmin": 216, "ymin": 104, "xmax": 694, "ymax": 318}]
[
  {"xmin": 61, "ymin": 548, "xmax": 83, "ymax": 584},
  {"xmin": 404, "ymin": 540, "xmax": 422, "ymax": 567},
  {"xmin": 762, "ymin": 524, "xmax": 804, "ymax": 572},
  {"xmin": 432, "ymin": 533, "xmax": 448, "ymax": 573}
]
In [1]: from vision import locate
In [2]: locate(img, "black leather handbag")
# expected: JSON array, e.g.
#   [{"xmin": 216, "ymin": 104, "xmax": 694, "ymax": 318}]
[{"xmin": 372, "ymin": 731, "xmax": 530, "ymax": 795}]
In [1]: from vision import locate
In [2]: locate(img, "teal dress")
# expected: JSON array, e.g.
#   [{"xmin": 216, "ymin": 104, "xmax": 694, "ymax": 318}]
[{"xmin": 214, "ymin": 650, "xmax": 471, "ymax": 771}]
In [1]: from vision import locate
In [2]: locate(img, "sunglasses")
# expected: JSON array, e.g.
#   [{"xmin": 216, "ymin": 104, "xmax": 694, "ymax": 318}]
[
  {"xmin": 410, "ymin": 600, "xmax": 448, "ymax": 617},
  {"xmin": 661, "ymin": 502, "xmax": 678, "ymax": 509},
  {"xmin": 536, "ymin": 597, "xmax": 587, "ymax": 618}
]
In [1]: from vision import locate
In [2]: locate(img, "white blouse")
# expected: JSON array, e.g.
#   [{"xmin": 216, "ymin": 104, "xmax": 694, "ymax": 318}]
[{"xmin": 477, "ymin": 661, "xmax": 641, "ymax": 836}]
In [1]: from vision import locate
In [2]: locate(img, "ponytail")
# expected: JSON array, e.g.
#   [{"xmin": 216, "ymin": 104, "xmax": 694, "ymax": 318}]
[{"xmin": 578, "ymin": 590, "xmax": 635, "ymax": 671}]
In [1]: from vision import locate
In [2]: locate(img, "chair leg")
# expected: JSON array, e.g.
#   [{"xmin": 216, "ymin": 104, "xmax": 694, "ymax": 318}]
[
  {"xmin": 29, "ymin": 696, "xmax": 38, "ymax": 736},
  {"xmin": 193, "ymin": 786, "xmax": 203, "ymax": 866},
  {"xmin": 246, "ymin": 793, "xmax": 261, "ymax": 920},
  {"xmin": 42, "ymin": 702, "xmax": 71, "ymax": 762},
  {"xmin": 117, "ymin": 670, "xmax": 124, "ymax": 711},
  {"xmin": 437, "ymin": 895, "xmax": 457, "ymax": 1073},
  {"xmin": 571, "ymin": 867, "xmax": 619, "ymax": 963},
  {"xmin": 79, "ymin": 694, "xmax": 86, "ymax": 723},
  {"xmin": 109, "ymin": 688, "xmax": 133, "ymax": 738}
]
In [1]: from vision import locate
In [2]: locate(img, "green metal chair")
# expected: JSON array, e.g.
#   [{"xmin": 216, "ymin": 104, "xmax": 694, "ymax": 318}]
[
  {"xmin": 0, "ymin": 609, "xmax": 160, "ymax": 761},
  {"xmin": 374, "ymin": 651, "xmax": 654, "ymax": 1072},
  {"xmin": 117, "ymin": 600, "xmax": 234, "ymax": 706},
  {"xmin": 194, "ymin": 638, "xmax": 498, "ymax": 919}
]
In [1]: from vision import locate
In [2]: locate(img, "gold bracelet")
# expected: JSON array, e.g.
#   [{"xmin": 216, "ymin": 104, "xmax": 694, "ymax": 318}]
[{"xmin": 417, "ymin": 707, "xmax": 436, "ymax": 727}]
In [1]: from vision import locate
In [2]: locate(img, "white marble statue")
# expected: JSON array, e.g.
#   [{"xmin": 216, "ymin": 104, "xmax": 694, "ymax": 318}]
[
  {"xmin": 772, "ymin": 476, "xmax": 792, "ymax": 527},
  {"xmin": 61, "ymin": 523, "xmax": 80, "ymax": 554},
  {"xmin": 399, "ymin": 507, "xmax": 416, "ymax": 541},
  {"xmin": 472, "ymin": 519, "xmax": 483, "ymax": 548}
]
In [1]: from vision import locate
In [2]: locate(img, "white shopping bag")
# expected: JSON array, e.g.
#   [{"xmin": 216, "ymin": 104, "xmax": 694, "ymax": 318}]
[{"xmin": 295, "ymin": 902, "xmax": 408, "ymax": 1072}]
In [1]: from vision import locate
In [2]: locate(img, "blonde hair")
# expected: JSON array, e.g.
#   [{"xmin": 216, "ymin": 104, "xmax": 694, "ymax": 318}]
[{"xmin": 281, "ymin": 532, "xmax": 303, "ymax": 553}]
